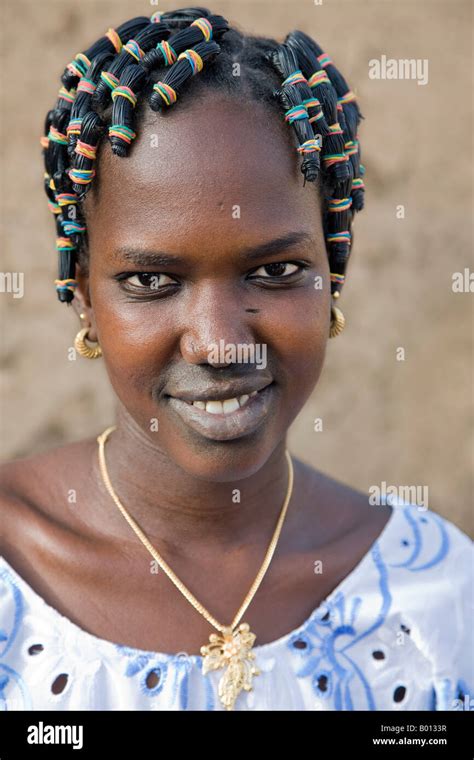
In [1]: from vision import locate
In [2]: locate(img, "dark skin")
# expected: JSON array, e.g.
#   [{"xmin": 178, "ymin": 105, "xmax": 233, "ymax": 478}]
[{"xmin": 0, "ymin": 93, "xmax": 392, "ymax": 655}]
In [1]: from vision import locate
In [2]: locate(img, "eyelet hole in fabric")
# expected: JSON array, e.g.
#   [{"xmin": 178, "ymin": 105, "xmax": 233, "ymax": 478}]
[
  {"xmin": 393, "ymin": 685, "xmax": 407, "ymax": 703},
  {"xmin": 317, "ymin": 674, "xmax": 328, "ymax": 692},
  {"xmin": 292, "ymin": 639, "xmax": 307, "ymax": 650},
  {"xmin": 51, "ymin": 673, "xmax": 69, "ymax": 694},
  {"xmin": 371, "ymin": 643, "xmax": 389, "ymax": 669},
  {"xmin": 145, "ymin": 669, "xmax": 161, "ymax": 689},
  {"xmin": 27, "ymin": 644, "xmax": 44, "ymax": 655}
]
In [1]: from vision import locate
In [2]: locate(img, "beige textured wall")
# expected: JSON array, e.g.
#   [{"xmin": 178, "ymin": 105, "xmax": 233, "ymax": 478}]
[{"xmin": 0, "ymin": 0, "xmax": 472, "ymax": 536}]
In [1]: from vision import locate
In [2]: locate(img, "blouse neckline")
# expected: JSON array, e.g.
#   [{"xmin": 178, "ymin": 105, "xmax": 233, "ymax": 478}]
[{"xmin": 0, "ymin": 502, "xmax": 399, "ymax": 662}]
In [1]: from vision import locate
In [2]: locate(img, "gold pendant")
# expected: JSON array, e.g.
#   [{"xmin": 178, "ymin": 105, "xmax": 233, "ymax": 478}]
[{"xmin": 200, "ymin": 623, "xmax": 260, "ymax": 711}]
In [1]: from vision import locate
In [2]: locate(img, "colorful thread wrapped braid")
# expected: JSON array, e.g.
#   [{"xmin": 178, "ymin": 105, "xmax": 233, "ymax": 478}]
[
  {"xmin": 269, "ymin": 45, "xmax": 327, "ymax": 185},
  {"xmin": 40, "ymin": 6, "xmax": 364, "ymax": 304},
  {"xmin": 283, "ymin": 31, "xmax": 364, "ymax": 292},
  {"xmin": 150, "ymin": 40, "xmax": 220, "ymax": 111},
  {"xmin": 93, "ymin": 20, "xmax": 171, "ymax": 107}
]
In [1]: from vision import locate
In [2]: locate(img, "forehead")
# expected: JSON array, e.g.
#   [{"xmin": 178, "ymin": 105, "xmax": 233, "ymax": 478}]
[{"xmin": 85, "ymin": 92, "xmax": 322, "ymax": 249}]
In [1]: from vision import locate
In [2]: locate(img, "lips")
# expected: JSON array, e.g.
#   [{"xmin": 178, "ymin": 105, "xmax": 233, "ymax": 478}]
[
  {"xmin": 167, "ymin": 379, "xmax": 273, "ymax": 404},
  {"xmin": 166, "ymin": 383, "xmax": 275, "ymax": 441}
]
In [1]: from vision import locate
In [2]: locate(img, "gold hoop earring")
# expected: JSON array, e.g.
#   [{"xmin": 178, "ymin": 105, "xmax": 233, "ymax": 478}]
[
  {"xmin": 329, "ymin": 305, "xmax": 345, "ymax": 338},
  {"xmin": 74, "ymin": 326, "xmax": 102, "ymax": 359}
]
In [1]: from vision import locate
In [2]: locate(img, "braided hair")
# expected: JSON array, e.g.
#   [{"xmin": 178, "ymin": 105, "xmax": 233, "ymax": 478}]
[{"xmin": 40, "ymin": 6, "xmax": 365, "ymax": 305}]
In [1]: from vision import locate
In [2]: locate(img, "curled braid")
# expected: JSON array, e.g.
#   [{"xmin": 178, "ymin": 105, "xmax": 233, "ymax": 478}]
[
  {"xmin": 149, "ymin": 40, "xmax": 221, "ymax": 111},
  {"xmin": 267, "ymin": 45, "xmax": 323, "ymax": 185},
  {"xmin": 40, "ymin": 7, "xmax": 365, "ymax": 305},
  {"xmin": 52, "ymin": 112, "xmax": 105, "ymax": 296},
  {"xmin": 109, "ymin": 64, "xmax": 148, "ymax": 156},
  {"xmin": 67, "ymin": 53, "xmax": 114, "ymax": 158},
  {"xmin": 69, "ymin": 111, "xmax": 105, "ymax": 196},
  {"xmin": 61, "ymin": 17, "xmax": 152, "ymax": 90},
  {"xmin": 93, "ymin": 21, "xmax": 170, "ymax": 108},
  {"xmin": 142, "ymin": 15, "xmax": 229, "ymax": 74},
  {"xmin": 286, "ymin": 31, "xmax": 365, "ymax": 213},
  {"xmin": 274, "ymin": 32, "xmax": 363, "ymax": 295},
  {"xmin": 282, "ymin": 34, "xmax": 351, "ymax": 187},
  {"xmin": 109, "ymin": 16, "xmax": 228, "ymax": 152},
  {"xmin": 46, "ymin": 106, "xmax": 80, "ymax": 298}
]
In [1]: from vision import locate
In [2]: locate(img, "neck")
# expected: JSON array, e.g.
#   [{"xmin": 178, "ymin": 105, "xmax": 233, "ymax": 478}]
[{"xmin": 91, "ymin": 404, "xmax": 296, "ymax": 555}]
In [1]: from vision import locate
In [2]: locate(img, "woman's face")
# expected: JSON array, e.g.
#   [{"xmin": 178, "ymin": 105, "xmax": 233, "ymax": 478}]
[{"xmin": 78, "ymin": 92, "xmax": 331, "ymax": 480}]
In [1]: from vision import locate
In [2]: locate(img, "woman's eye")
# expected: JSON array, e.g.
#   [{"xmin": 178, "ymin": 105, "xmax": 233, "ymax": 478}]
[
  {"xmin": 119, "ymin": 262, "xmax": 307, "ymax": 294},
  {"xmin": 123, "ymin": 273, "xmax": 177, "ymax": 290},
  {"xmin": 249, "ymin": 262, "xmax": 302, "ymax": 278}
]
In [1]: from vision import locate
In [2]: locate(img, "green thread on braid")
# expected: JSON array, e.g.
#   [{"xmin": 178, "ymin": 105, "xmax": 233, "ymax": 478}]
[{"xmin": 108, "ymin": 124, "xmax": 137, "ymax": 143}]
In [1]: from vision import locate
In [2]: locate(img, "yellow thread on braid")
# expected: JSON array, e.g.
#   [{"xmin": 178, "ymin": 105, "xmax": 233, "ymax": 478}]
[
  {"xmin": 178, "ymin": 49, "xmax": 204, "ymax": 74},
  {"xmin": 153, "ymin": 82, "xmax": 178, "ymax": 106},
  {"xmin": 54, "ymin": 278, "xmax": 77, "ymax": 294},
  {"xmin": 111, "ymin": 86, "xmax": 137, "ymax": 108},
  {"xmin": 105, "ymin": 27, "xmax": 122, "ymax": 54},
  {"xmin": 191, "ymin": 18, "xmax": 213, "ymax": 42}
]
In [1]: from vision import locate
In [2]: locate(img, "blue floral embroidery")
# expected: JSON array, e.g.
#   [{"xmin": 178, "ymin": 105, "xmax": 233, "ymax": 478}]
[
  {"xmin": 116, "ymin": 647, "xmax": 219, "ymax": 710},
  {"xmin": 0, "ymin": 572, "xmax": 23, "ymax": 658},
  {"xmin": 117, "ymin": 645, "xmax": 201, "ymax": 709},
  {"xmin": 117, "ymin": 645, "xmax": 169, "ymax": 697},
  {"xmin": 288, "ymin": 541, "xmax": 391, "ymax": 710},
  {"xmin": 287, "ymin": 507, "xmax": 454, "ymax": 710},
  {"xmin": 390, "ymin": 508, "xmax": 449, "ymax": 571},
  {"xmin": 0, "ymin": 569, "xmax": 33, "ymax": 710}
]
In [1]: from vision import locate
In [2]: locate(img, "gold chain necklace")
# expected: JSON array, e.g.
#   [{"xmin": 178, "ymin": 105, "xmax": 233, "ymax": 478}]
[{"xmin": 96, "ymin": 425, "xmax": 294, "ymax": 711}]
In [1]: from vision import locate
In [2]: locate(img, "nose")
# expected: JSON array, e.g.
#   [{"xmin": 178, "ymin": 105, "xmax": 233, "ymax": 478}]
[{"xmin": 179, "ymin": 281, "xmax": 257, "ymax": 367}]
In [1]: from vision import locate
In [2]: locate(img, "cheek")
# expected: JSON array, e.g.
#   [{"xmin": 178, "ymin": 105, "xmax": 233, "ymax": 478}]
[
  {"xmin": 91, "ymin": 294, "xmax": 174, "ymax": 411},
  {"xmin": 262, "ymin": 287, "xmax": 330, "ymax": 413}
]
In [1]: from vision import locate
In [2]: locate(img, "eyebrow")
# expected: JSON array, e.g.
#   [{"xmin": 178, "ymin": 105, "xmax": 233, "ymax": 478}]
[{"xmin": 113, "ymin": 231, "xmax": 314, "ymax": 268}]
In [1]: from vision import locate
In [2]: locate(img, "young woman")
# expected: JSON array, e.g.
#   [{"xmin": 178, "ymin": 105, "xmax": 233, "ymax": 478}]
[{"xmin": 0, "ymin": 6, "xmax": 471, "ymax": 712}]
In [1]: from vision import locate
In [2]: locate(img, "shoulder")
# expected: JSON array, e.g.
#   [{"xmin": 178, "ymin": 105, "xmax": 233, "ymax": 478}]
[
  {"xmin": 370, "ymin": 500, "xmax": 472, "ymax": 650},
  {"xmin": 298, "ymin": 455, "xmax": 472, "ymax": 562},
  {"xmin": 383, "ymin": 503, "xmax": 473, "ymax": 706},
  {"xmin": 295, "ymin": 457, "xmax": 472, "ymax": 609},
  {"xmin": 382, "ymin": 499, "xmax": 472, "ymax": 568},
  {"xmin": 0, "ymin": 436, "xmax": 98, "ymax": 552},
  {"xmin": 291, "ymin": 455, "xmax": 393, "ymax": 545}
]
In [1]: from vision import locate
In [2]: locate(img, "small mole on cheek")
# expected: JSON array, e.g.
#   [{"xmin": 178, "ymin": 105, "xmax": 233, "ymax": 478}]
[{"xmin": 245, "ymin": 308, "xmax": 260, "ymax": 313}]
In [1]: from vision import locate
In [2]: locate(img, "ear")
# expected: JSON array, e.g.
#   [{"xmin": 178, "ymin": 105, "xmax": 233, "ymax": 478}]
[{"xmin": 71, "ymin": 262, "xmax": 98, "ymax": 342}]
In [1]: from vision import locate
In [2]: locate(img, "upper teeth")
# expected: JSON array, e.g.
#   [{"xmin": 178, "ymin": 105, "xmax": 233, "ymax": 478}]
[{"xmin": 192, "ymin": 390, "xmax": 258, "ymax": 414}]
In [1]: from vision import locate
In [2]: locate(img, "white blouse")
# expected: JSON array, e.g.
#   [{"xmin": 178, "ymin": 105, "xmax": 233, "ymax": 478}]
[{"xmin": 0, "ymin": 498, "xmax": 472, "ymax": 711}]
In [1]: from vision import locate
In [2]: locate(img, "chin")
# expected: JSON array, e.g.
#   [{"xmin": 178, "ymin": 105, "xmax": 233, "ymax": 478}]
[{"xmin": 161, "ymin": 426, "xmax": 286, "ymax": 483}]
